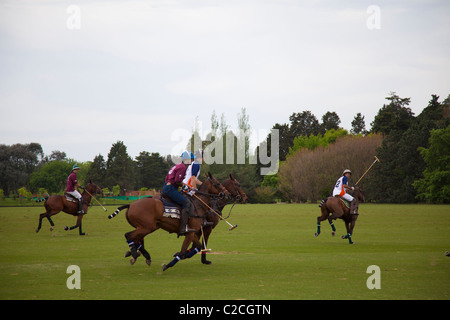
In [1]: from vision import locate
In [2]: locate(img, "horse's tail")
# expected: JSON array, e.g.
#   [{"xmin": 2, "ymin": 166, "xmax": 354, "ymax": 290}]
[
  {"xmin": 108, "ymin": 205, "xmax": 129, "ymax": 219},
  {"xmin": 36, "ymin": 195, "xmax": 49, "ymax": 203}
]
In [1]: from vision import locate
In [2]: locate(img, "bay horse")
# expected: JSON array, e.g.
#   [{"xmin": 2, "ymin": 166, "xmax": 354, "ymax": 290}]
[
  {"xmin": 35, "ymin": 181, "xmax": 102, "ymax": 236},
  {"xmin": 315, "ymin": 186, "xmax": 365, "ymax": 244},
  {"xmin": 108, "ymin": 173, "xmax": 230, "ymax": 271},
  {"xmin": 120, "ymin": 174, "xmax": 248, "ymax": 266},
  {"xmin": 196, "ymin": 174, "xmax": 248, "ymax": 265}
]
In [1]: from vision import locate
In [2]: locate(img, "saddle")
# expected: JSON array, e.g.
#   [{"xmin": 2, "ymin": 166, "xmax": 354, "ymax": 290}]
[
  {"xmin": 334, "ymin": 195, "xmax": 350, "ymax": 209},
  {"xmin": 158, "ymin": 193, "xmax": 184, "ymax": 219},
  {"xmin": 64, "ymin": 193, "xmax": 79, "ymax": 203}
]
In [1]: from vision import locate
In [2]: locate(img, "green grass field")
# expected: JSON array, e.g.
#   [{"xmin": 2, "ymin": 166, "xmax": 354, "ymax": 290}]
[{"xmin": 0, "ymin": 203, "xmax": 449, "ymax": 300}]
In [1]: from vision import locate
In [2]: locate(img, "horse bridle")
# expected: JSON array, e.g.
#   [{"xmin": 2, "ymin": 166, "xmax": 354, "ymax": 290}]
[{"xmin": 194, "ymin": 177, "xmax": 228, "ymax": 200}]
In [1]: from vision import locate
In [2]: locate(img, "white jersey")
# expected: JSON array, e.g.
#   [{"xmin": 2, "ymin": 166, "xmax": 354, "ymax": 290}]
[
  {"xmin": 182, "ymin": 160, "xmax": 201, "ymax": 187},
  {"xmin": 332, "ymin": 175, "xmax": 354, "ymax": 201}
]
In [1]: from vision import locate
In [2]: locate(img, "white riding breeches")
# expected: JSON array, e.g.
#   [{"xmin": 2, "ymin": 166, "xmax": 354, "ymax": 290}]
[
  {"xmin": 67, "ymin": 190, "xmax": 82, "ymax": 200},
  {"xmin": 341, "ymin": 193, "xmax": 354, "ymax": 202}
]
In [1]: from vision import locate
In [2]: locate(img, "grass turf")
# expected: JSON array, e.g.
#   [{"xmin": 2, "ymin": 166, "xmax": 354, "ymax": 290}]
[{"xmin": 0, "ymin": 203, "xmax": 449, "ymax": 300}]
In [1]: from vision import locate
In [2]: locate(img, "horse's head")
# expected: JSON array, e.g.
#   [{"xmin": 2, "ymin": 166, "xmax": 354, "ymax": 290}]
[
  {"xmin": 85, "ymin": 180, "xmax": 103, "ymax": 196},
  {"xmin": 352, "ymin": 186, "xmax": 365, "ymax": 202},
  {"xmin": 200, "ymin": 172, "xmax": 230, "ymax": 199},
  {"xmin": 222, "ymin": 174, "xmax": 248, "ymax": 203}
]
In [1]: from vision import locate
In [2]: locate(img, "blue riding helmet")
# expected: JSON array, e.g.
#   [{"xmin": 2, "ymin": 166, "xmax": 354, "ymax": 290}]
[{"xmin": 180, "ymin": 151, "xmax": 191, "ymax": 160}]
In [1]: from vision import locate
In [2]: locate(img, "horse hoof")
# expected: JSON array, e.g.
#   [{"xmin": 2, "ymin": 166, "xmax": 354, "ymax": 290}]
[
  {"xmin": 79, "ymin": 232, "xmax": 86, "ymax": 236},
  {"xmin": 331, "ymin": 231, "xmax": 336, "ymax": 236},
  {"xmin": 162, "ymin": 264, "xmax": 168, "ymax": 272},
  {"xmin": 130, "ymin": 257, "xmax": 136, "ymax": 265},
  {"xmin": 50, "ymin": 226, "xmax": 54, "ymax": 232},
  {"xmin": 314, "ymin": 232, "xmax": 319, "ymax": 237},
  {"xmin": 146, "ymin": 259, "xmax": 151, "ymax": 266},
  {"xmin": 64, "ymin": 226, "xmax": 69, "ymax": 231},
  {"xmin": 341, "ymin": 235, "xmax": 346, "ymax": 239},
  {"xmin": 35, "ymin": 228, "xmax": 40, "ymax": 233},
  {"xmin": 202, "ymin": 260, "xmax": 212, "ymax": 265}
]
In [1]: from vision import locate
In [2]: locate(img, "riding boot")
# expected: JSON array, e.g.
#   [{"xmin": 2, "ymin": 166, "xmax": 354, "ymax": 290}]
[
  {"xmin": 349, "ymin": 199, "xmax": 358, "ymax": 215},
  {"xmin": 78, "ymin": 198, "xmax": 85, "ymax": 214},
  {"xmin": 178, "ymin": 201, "xmax": 196, "ymax": 236}
]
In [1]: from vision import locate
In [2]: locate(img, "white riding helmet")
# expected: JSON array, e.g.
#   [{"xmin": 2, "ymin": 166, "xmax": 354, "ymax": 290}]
[{"xmin": 343, "ymin": 169, "xmax": 352, "ymax": 175}]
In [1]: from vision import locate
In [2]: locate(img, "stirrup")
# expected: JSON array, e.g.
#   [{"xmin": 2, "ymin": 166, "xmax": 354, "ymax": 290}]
[{"xmin": 178, "ymin": 225, "xmax": 196, "ymax": 236}]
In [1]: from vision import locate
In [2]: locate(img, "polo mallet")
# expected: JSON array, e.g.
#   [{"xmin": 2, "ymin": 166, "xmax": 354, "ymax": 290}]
[
  {"xmin": 192, "ymin": 193, "xmax": 238, "ymax": 231},
  {"xmin": 83, "ymin": 188, "xmax": 107, "ymax": 212},
  {"xmin": 355, "ymin": 156, "xmax": 380, "ymax": 186}
]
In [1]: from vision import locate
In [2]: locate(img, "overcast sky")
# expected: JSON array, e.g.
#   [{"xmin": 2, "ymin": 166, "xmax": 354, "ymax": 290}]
[{"xmin": 1, "ymin": 0, "xmax": 449, "ymax": 162}]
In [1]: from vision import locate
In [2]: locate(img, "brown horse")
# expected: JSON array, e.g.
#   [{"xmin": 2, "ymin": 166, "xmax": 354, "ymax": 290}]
[
  {"xmin": 197, "ymin": 174, "xmax": 248, "ymax": 265},
  {"xmin": 120, "ymin": 174, "xmax": 248, "ymax": 266},
  {"xmin": 108, "ymin": 173, "xmax": 230, "ymax": 271},
  {"xmin": 315, "ymin": 187, "xmax": 365, "ymax": 244},
  {"xmin": 35, "ymin": 181, "xmax": 102, "ymax": 236}
]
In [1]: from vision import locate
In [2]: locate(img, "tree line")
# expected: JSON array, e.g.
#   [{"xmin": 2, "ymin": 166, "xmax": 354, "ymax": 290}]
[
  {"xmin": 0, "ymin": 142, "xmax": 170, "ymax": 197},
  {"xmin": 266, "ymin": 92, "xmax": 449, "ymax": 203},
  {"xmin": 1, "ymin": 92, "xmax": 448, "ymax": 203}
]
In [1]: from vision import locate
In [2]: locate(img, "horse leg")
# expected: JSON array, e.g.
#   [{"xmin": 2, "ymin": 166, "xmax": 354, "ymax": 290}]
[
  {"xmin": 341, "ymin": 219, "xmax": 354, "ymax": 244},
  {"xmin": 36, "ymin": 211, "xmax": 57, "ymax": 233},
  {"xmin": 347, "ymin": 216, "xmax": 358, "ymax": 244},
  {"xmin": 124, "ymin": 231, "xmax": 140, "ymax": 264},
  {"xmin": 36, "ymin": 213, "xmax": 45, "ymax": 233},
  {"xmin": 138, "ymin": 239, "xmax": 152, "ymax": 266},
  {"xmin": 163, "ymin": 232, "xmax": 199, "ymax": 272},
  {"xmin": 328, "ymin": 215, "xmax": 337, "ymax": 236},
  {"xmin": 47, "ymin": 215, "xmax": 55, "ymax": 231},
  {"xmin": 201, "ymin": 226, "xmax": 213, "ymax": 265},
  {"xmin": 315, "ymin": 205, "xmax": 329, "ymax": 237},
  {"xmin": 65, "ymin": 215, "xmax": 85, "ymax": 235},
  {"xmin": 125, "ymin": 228, "xmax": 152, "ymax": 265},
  {"xmin": 124, "ymin": 236, "xmax": 152, "ymax": 266}
]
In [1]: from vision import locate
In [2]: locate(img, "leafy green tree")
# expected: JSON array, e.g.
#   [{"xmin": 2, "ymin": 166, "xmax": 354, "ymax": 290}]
[
  {"xmin": 367, "ymin": 94, "xmax": 449, "ymax": 203},
  {"xmin": 135, "ymin": 151, "xmax": 169, "ymax": 189},
  {"xmin": 413, "ymin": 126, "xmax": 450, "ymax": 203},
  {"xmin": 29, "ymin": 160, "xmax": 75, "ymax": 193},
  {"xmin": 288, "ymin": 128, "xmax": 348, "ymax": 157},
  {"xmin": 86, "ymin": 154, "xmax": 107, "ymax": 187},
  {"xmin": 351, "ymin": 112, "xmax": 368, "ymax": 135},
  {"xmin": 105, "ymin": 141, "xmax": 136, "ymax": 191},
  {"xmin": 289, "ymin": 110, "xmax": 321, "ymax": 138},
  {"xmin": 0, "ymin": 143, "xmax": 43, "ymax": 194},
  {"xmin": 321, "ymin": 111, "xmax": 341, "ymax": 132},
  {"xmin": 112, "ymin": 184, "xmax": 121, "ymax": 196},
  {"xmin": 370, "ymin": 92, "xmax": 414, "ymax": 135}
]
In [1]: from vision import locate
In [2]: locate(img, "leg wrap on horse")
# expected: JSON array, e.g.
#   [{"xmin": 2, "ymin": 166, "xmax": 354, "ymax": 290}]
[
  {"xmin": 185, "ymin": 247, "xmax": 200, "ymax": 259},
  {"xmin": 126, "ymin": 240, "xmax": 139, "ymax": 259},
  {"xmin": 329, "ymin": 221, "xmax": 336, "ymax": 232}
]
